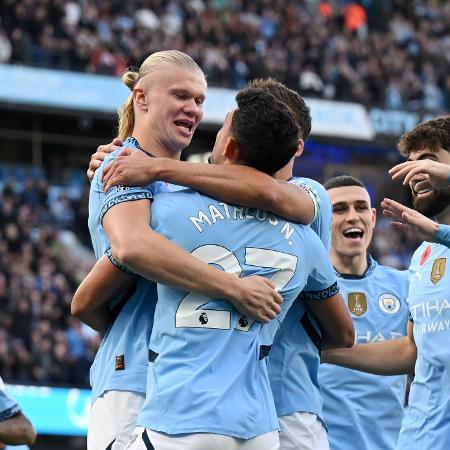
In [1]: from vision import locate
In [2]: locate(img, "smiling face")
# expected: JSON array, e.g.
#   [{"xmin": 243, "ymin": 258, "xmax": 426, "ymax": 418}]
[
  {"xmin": 408, "ymin": 147, "xmax": 450, "ymax": 217},
  {"xmin": 328, "ymin": 185, "xmax": 376, "ymax": 258},
  {"xmin": 140, "ymin": 63, "xmax": 206, "ymax": 155}
]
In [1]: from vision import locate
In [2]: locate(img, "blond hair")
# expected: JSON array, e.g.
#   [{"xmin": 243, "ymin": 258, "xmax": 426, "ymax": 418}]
[{"xmin": 117, "ymin": 50, "xmax": 205, "ymax": 140}]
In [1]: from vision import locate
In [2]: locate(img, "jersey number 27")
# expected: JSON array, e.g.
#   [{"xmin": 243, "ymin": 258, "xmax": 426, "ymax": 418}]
[{"xmin": 176, "ymin": 244, "xmax": 298, "ymax": 331}]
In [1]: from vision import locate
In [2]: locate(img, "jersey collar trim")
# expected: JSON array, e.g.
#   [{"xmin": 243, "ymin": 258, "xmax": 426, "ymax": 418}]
[
  {"xmin": 335, "ymin": 255, "xmax": 377, "ymax": 279},
  {"xmin": 124, "ymin": 136, "xmax": 155, "ymax": 158}
]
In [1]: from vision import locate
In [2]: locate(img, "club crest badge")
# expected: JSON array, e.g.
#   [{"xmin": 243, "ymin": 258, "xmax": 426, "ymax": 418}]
[
  {"xmin": 431, "ymin": 258, "xmax": 446, "ymax": 285},
  {"xmin": 348, "ymin": 292, "xmax": 367, "ymax": 316},
  {"xmin": 378, "ymin": 294, "xmax": 401, "ymax": 314}
]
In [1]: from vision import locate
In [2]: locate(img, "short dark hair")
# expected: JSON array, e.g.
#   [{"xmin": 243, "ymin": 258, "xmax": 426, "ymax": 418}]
[
  {"xmin": 398, "ymin": 116, "xmax": 450, "ymax": 157},
  {"xmin": 324, "ymin": 175, "xmax": 366, "ymax": 191},
  {"xmin": 245, "ymin": 78, "xmax": 312, "ymax": 140},
  {"xmin": 232, "ymin": 90, "xmax": 300, "ymax": 175}
]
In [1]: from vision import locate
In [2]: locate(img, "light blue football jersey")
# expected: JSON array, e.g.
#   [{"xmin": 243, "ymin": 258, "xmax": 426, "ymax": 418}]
[
  {"xmin": 288, "ymin": 177, "xmax": 332, "ymax": 251},
  {"xmin": 319, "ymin": 259, "xmax": 409, "ymax": 450},
  {"xmin": 396, "ymin": 242, "xmax": 450, "ymax": 450},
  {"xmin": 138, "ymin": 188, "xmax": 338, "ymax": 439},
  {"xmin": 0, "ymin": 377, "xmax": 20, "ymax": 422},
  {"xmin": 88, "ymin": 137, "xmax": 163, "ymax": 403},
  {"xmin": 268, "ymin": 177, "xmax": 332, "ymax": 421}
]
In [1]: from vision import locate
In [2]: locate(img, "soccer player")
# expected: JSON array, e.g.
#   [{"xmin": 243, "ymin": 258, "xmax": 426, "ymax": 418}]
[
  {"xmin": 318, "ymin": 176, "xmax": 409, "ymax": 450},
  {"xmin": 75, "ymin": 57, "xmax": 328, "ymax": 449},
  {"xmin": 125, "ymin": 90, "xmax": 352, "ymax": 450},
  {"xmin": 74, "ymin": 51, "xmax": 285, "ymax": 450},
  {"xmin": 322, "ymin": 117, "xmax": 450, "ymax": 449},
  {"xmin": 383, "ymin": 157, "xmax": 450, "ymax": 247},
  {"xmin": 0, "ymin": 376, "xmax": 36, "ymax": 448},
  {"xmin": 94, "ymin": 78, "xmax": 350, "ymax": 450}
]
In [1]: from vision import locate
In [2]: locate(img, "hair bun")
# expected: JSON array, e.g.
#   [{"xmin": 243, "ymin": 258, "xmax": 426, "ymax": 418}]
[{"xmin": 122, "ymin": 71, "xmax": 139, "ymax": 90}]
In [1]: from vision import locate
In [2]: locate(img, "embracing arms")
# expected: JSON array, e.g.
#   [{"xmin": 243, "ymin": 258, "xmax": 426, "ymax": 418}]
[
  {"xmin": 321, "ymin": 320, "xmax": 417, "ymax": 375},
  {"xmin": 89, "ymin": 141, "xmax": 316, "ymax": 224},
  {"xmin": 304, "ymin": 293, "xmax": 355, "ymax": 350}
]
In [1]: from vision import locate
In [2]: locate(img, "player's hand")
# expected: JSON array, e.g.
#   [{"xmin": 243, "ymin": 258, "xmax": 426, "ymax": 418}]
[
  {"xmin": 231, "ymin": 276, "xmax": 283, "ymax": 323},
  {"xmin": 102, "ymin": 150, "xmax": 159, "ymax": 191},
  {"xmin": 87, "ymin": 138, "xmax": 123, "ymax": 182},
  {"xmin": 389, "ymin": 159, "xmax": 450, "ymax": 188},
  {"xmin": 381, "ymin": 197, "xmax": 439, "ymax": 242}
]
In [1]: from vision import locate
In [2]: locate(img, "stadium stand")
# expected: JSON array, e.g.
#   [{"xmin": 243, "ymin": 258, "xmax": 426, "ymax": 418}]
[
  {"xmin": 0, "ymin": 168, "xmax": 99, "ymax": 386},
  {"xmin": 0, "ymin": 0, "xmax": 449, "ymax": 110}
]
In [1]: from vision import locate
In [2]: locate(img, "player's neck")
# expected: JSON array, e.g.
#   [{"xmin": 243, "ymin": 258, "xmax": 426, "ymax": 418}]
[
  {"xmin": 132, "ymin": 128, "xmax": 182, "ymax": 160},
  {"xmin": 331, "ymin": 250, "xmax": 368, "ymax": 276},
  {"xmin": 273, "ymin": 165, "xmax": 292, "ymax": 182}
]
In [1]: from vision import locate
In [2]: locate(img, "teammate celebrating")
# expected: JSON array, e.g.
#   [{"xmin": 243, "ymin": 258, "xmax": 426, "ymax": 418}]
[
  {"xmin": 126, "ymin": 90, "xmax": 352, "ymax": 450},
  {"xmin": 89, "ymin": 78, "xmax": 353, "ymax": 450},
  {"xmin": 75, "ymin": 50, "xmax": 285, "ymax": 450},
  {"xmin": 319, "ymin": 176, "xmax": 409, "ymax": 450},
  {"xmin": 322, "ymin": 117, "xmax": 450, "ymax": 450}
]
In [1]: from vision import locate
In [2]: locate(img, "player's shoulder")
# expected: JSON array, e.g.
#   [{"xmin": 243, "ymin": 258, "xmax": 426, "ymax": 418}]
[
  {"xmin": 376, "ymin": 263, "xmax": 409, "ymax": 279},
  {"xmin": 289, "ymin": 176, "xmax": 327, "ymax": 196}
]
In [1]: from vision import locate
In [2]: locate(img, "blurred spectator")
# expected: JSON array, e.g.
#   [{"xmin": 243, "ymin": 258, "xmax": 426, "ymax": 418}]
[
  {"xmin": 1, "ymin": 0, "xmax": 449, "ymax": 110},
  {"xmin": 0, "ymin": 171, "xmax": 99, "ymax": 386}
]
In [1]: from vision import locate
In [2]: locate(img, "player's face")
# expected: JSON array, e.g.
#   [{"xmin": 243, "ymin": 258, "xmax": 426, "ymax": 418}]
[
  {"xmin": 209, "ymin": 110, "xmax": 235, "ymax": 165},
  {"xmin": 328, "ymin": 185, "xmax": 376, "ymax": 258},
  {"xmin": 408, "ymin": 147, "xmax": 450, "ymax": 217},
  {"xmin": 145, "ymin": 65, "xmax": 206, "ymax": 154}
]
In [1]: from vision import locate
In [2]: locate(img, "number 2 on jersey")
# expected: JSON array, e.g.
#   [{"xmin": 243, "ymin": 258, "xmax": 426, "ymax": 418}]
[{"xmin": 175, "ymin": 245, "xmax": 298, "ymax": 331}]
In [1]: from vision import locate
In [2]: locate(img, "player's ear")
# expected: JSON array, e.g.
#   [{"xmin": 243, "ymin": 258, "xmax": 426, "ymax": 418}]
[
  {"xmin": 223, "ymin": 137, "xmax": 240, "ymax": 163},
  {"xmin": 133, "ymin": 87, "xmax": 148, "ymax": 111},
  {"xmin": 371, "ymin": 207, "xmax": 377, "ymax": 227},
  {"xmin": 295, "ymin": 139, "xmax": 304, "ymax": 158}
]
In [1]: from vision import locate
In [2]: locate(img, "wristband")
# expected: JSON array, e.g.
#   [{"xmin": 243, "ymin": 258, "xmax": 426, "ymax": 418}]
[
  {"xmin": 436, "ymin": 224, "xmax": 450, "ymax": 249},
  {"xmin": 106, "ymin": 247, "xmax": 136, "ymax": 275}
]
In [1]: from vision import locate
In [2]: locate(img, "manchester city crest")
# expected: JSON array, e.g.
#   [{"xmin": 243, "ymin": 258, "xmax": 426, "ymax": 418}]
[
  {"xmin": 378, "ymin": 294, "xmax": 401, "ymax": 315},
  {"xmin": 348, "ymin": 292, "xmax": 367, "ymax": 316},
  {"xmin": 431, "ymin": 258, "xmax": 446, "ymax": 285}
]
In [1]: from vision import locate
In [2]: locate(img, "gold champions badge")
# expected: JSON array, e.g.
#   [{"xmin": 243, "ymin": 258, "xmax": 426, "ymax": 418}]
[
  {"xmin": 431, "ymin": 258, "xmax": 446, "ymax": 285},
  {"xmin": 348, "ymin": 292, "xmax": 367, "ymax": 316}
]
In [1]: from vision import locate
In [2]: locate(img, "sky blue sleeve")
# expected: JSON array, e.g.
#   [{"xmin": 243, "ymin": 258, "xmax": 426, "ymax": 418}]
[
  {"xmin": 436, "ymin": 224, "xmax": 450, "ymax": 249},
  {"xmin": 97, "ymin": 152, "xmax": 154, "ymax": 225},
  {"xmin": 298, "ymin": 234, "xmax": 339, "ymax": 301},
  {"xmin": 0, "ymin": 380, "xmax": 20, "ymax": 421},
  {"xmin": 290, "ymin": 177, "xmax": 332, "ymax": 251}
]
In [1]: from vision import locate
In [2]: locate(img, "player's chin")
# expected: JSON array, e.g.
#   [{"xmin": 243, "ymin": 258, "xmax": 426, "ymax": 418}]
[{"xmin": 340, "ymin": 242, "xmax": 364, "ymax": 255}]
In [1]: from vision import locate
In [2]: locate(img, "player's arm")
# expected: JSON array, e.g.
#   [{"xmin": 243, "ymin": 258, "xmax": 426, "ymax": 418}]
[
  {"xmin": 103, "ymin": 199, "xmax": 283, "ymax": 323},
  {"xmin": 303, "ymin": 292, "xmax": 355, "ymax": 349},
  {"xmin": 102, "ymin": 151, "xmax": 316, "ymax": 224},
  {"xmin": 71, "ymin": 255, "xmax": 136, "ymax": 332},
  {"xmin": 0, "ymin": 412, "xmax": 36, "ymax": 446},
  {"xmin": 321, "ymin": 320, "xmax": 417, "ymax": 375}
]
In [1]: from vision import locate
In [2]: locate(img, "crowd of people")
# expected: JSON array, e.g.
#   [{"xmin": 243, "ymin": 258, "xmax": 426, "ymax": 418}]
[
  {"xmin": 0, "ymin": 0, "xmax": 449, "ymax": 111},
  {"xmin": 0, "ymin": 173, "xmax": 99, "ymax": 386}
]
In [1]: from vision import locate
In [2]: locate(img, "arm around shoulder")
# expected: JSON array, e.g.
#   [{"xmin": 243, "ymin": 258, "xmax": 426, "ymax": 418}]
[
  {"xmin": 304, "ymin": 292, "xmax": 355, "ymax": 350},
  {"xmin": 321, "ymin": 320, "xmax": 417, "ymax": 375}
]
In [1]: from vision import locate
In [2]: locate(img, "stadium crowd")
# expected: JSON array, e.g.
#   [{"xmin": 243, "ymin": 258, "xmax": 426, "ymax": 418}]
[
  {"xmin": 0, "ymin": 0, "xmax": 449, "ymax": 111},
  {"xmin": 0, "ymin": 172, "xmax": 99, "ymax": 386}
]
